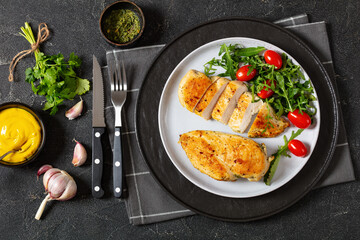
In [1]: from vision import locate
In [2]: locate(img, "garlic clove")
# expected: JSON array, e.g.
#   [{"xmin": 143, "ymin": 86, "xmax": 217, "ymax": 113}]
[
  {"xmin": 37, "ymin": 164, "xmax": 53, "ymax": 179},
  {"xmin": 57, "ymin": 178, "xmax": 77, "ymax": 201},
  {"xmin": 65, "ymin": 97, "xmax": 83, "ymax": 120},
  {"xmin": 72, "ymin": 139, "xmax": 87, "ymax": 167},
  {"xmin": 48, "ymin": 174, "xmax": 69, "ymax": 199},
  {"xmin": 46, "ymin": 172, "xmax": 62, "ymax": 194},
  {"xmin": 43, "ymin": 168, "xmax": 61, "ymax": 191}
]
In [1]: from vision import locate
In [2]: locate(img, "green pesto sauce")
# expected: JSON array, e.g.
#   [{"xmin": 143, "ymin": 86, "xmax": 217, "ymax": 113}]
[{"xmin": 104, "ymin": 9, "xmax": 141, "ymax": 44}]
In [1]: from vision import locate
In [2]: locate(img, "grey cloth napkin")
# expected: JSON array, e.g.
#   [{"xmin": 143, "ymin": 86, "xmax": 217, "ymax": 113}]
[{"xmin": 104, "ymin": 14, "xmax": 354, "ymax": 225}]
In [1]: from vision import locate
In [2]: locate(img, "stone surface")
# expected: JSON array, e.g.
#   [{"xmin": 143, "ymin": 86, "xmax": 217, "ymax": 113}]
[{"xmin": 0, "ymin": 0, "xmax": 359, "ymax": 239}]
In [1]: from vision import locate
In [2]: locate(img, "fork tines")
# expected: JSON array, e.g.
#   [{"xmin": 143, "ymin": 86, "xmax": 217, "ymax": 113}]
[{"xmin": 111, "ymin": 60, "xmax": 127, "ymax": 92}]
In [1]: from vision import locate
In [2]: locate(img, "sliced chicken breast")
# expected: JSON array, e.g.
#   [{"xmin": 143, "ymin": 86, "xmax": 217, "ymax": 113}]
[
  {"xmin": 194, "ymin": 76, "xmax": 229, "ymax": 119},
  {"xmin": 248, "ymin": 102, "xmax": 290, "ymax": 138},
  {"xmin": 221, "ymin": 83, "xmax": 248, "ymax": 124},
  {"xmin": 177, "ymin": 70, "xmax": 290, "ymax": 138},
  {"xmin": 179, "ymin": 130, "xmax": 274, "ymax": 182},
  {"xmin": 178, "ymin": 69, "xmax": 212, "ymax": 112},
  {"xmin": 212, "ymin": 81, "xmax": 247, "ymax": 124},
  {"xmin": 228, "ymin": 92, "xmax": 263, "ymax": 133}
]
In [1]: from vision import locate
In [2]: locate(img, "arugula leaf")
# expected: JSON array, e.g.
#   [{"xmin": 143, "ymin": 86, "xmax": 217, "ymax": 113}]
[
  {"xmin": 203, "ymin": 58, "xmax": 218, "ymax": 76},
  {"xmin": 18, "ymin": 22, "xmax": 90, "ymax": 115},
  {"xmin": 204, "ymin": 45, "xmax": 266, "ymax": 80},
  {"xmin": 264, "ymin": 129, "xmax": 304, "ymax": 185},
  {"xmin": 220, "ymin": 44, "xmax": 236, "ymax": 80},
  {"xmin": 234, "ymin": 46, "xmax": 266, "ymax": 57}
]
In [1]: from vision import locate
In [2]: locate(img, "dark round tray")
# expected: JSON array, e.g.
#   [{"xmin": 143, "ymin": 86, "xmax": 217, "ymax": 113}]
[{"xmin": 135, "ymin": 17, "xmax": 338, "ymax": 221}]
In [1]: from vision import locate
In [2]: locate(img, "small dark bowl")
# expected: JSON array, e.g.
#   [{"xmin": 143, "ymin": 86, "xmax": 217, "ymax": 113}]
[
  {"xmin": 99, "ymin": 0, "xmax": 145, "ymax": 47},
  {"xmin": 0, "ymin": 102, "xmax": 46, "ymax": 167}
]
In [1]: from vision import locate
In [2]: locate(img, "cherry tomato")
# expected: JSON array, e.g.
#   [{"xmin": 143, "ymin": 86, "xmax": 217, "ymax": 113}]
[
  {"xmin": 257, "ymin": 80, "xmax": 276, "ymax": 99},
  {"xmin": 264, "ymin": 50, "xmax": 282, "ymax": 69},
  {"xmin": 236, "ymin": 65, "xmax": 256, "ymax": 82},
  {"xmin": 287, "ymin": 109, "xmax": 311, "ymax": 129},
  {"xmin": 288, "ymin": 139, "xmax": 307, "ymax": 157}
]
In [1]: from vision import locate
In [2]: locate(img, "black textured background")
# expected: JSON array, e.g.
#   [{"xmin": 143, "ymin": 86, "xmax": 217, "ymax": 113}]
[{"xmin": 0, "ymin": 0, "xmax": 359, "ymax": 239}]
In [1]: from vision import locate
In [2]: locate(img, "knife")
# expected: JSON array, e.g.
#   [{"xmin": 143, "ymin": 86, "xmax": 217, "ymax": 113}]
[{"xmin": 92, "ymin": 55, "xmax": 106, "ymax": 198}]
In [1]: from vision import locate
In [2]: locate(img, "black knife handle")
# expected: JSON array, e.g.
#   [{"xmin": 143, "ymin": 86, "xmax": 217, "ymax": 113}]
[
  {"xmin": 92, "ymin": 127, "xmax": 105, "ymax": 198},
  {"xmin": 113, "ymin": 127, "xmax": 123, "ymax": 198}
]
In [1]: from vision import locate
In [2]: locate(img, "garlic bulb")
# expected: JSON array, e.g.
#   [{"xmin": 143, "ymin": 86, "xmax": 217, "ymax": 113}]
[
  {"xmin": 72, "ymin": 139, "xmax": 87, "ymax": 167},
  {"xmin": 65, "ymin": 97, "xmax": 83, "ymax": 120},
  {"xmin": 35, "ymin": 165, "xmax": 77, "ymax": 220}
]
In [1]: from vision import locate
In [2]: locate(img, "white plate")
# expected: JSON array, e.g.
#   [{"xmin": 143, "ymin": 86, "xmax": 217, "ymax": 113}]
[{"xmin": 158, "ymin": 37, "xmax": 320, "ymax": 198}]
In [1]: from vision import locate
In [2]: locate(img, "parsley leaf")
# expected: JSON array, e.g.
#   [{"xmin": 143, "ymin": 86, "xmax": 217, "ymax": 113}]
[
  {"xmin": 19, "ymin": 22, "xmax": 90, "ymax": 115},
  {"xmin": 75, "ymin": 78, "xmax": 91, "ymax": 95}
]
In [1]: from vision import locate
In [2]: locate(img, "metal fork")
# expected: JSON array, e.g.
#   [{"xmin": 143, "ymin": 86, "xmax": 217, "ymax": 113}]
[{"xmin": 110, "ymin": 59, "xmax": 127, "ymax": 198}]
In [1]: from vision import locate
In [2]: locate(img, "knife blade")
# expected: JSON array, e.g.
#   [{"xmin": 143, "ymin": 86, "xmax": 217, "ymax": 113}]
[{"xmin": 92, "ymin": 55, "xmax": 106, "ymax": 198}]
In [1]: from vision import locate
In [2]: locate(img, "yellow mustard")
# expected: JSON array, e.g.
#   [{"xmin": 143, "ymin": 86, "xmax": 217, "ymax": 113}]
[{"xmin": 0, "ymin": 108, "xmax": 42, "ymax": 164}]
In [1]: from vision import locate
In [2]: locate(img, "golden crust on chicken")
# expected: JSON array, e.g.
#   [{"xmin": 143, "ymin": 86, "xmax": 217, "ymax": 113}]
[
  {"xmin": 179, "ymin": 130, "xmax": 274, "ymax": 182},
  {"xmin": 178, "ymin": 69, "xmax": 212, "ymax": 112},
  {"xmin": 212, "ymin": 81, "xmax": 247, "ymax": 124},
  {"xmin": 228, "ymin": 92, "xmax": 263, "ymax": 133},
  {"xmin": 194, "ymin": 76, "xmax": 229, "ymax": 119},
  {"xmin": 248, "ymin": 103, "xmax": 290, "ymax": 138}
]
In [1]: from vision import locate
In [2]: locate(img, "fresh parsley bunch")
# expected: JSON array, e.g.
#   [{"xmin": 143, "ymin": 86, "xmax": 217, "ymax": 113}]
[{"xmin": 21, "ymin": 22, "xmax": 90, "ymax": 115}]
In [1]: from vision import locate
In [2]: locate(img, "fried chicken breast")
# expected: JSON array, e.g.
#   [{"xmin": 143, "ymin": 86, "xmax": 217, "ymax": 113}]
[{"xmin": 179, "ymin": 130, "xmax": 274, "ymax": 182}]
